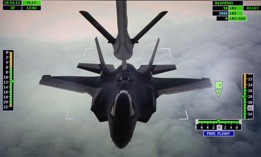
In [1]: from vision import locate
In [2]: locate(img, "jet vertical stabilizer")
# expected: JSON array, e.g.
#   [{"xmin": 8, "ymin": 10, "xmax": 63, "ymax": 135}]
[
  {"xmin": 147, "ymin": 38, "xmax": 160, "ymax": 72},
  {"xmin": 95, "ymin": 37, "xmax": 108, "ymax": 73}
]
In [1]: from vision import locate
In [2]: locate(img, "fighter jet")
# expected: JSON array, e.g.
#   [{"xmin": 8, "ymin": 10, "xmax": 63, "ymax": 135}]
[{"xmin": 40, "ymin": 0, "xmax": 212, "ymax": 148}]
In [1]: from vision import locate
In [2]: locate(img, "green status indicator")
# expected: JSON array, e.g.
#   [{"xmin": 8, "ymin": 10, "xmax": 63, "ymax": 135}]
[
  {"xmin": 229, "ymin": 11, "xmax": 243, "ymax": 16},
  {"xmin": 229, "ymin": 16, "xmax": 248, "ymax": 22},
  {"xmin": 22, "ymin": 0, "xmax": 41, "ymax": 6},
  {"xmin": 244, "ymin": 6, "xmax": 261, "ymax": 11},
  {"xmin": 3, "ymin": 0, "xmax": 41, "ymax": 10},
  {"xmin": 229, "ymin": 6, "xmax": 243, "ymax": 11},
  {"xmin": 215, "ymin": 81, "xmax": 223, "ymax": 97}
]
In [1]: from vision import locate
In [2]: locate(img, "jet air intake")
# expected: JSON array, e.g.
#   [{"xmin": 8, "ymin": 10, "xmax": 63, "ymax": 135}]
[{"xmin": 111, "ymin": 90, "xmax": 134, "ymax": 119}]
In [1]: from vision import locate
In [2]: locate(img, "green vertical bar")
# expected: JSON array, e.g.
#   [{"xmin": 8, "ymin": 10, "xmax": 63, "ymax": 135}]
[
  {"xmin": 9, "ymin": 67, "xmax": 12, "ymax": 106},
  {"xmin": 244, "ymin": 88, "xmax": 247, "ymax": 119},
  {"xmin": 9, "ymin": 51, "xmax": 13, "ymax": 109}
]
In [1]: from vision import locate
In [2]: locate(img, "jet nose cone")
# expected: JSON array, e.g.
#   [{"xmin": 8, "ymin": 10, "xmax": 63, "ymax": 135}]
[{"xmin": 113, "ymin": 139, "xmax": 129, "ymax": 149}]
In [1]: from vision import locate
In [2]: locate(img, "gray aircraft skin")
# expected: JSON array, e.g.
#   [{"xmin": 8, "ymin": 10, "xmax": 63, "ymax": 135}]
[{"xmin": 40, "ymin": 0, "xmax": 212, "ymax": 148}]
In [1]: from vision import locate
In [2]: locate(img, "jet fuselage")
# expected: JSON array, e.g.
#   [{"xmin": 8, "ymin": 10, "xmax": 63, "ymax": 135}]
[{"xmin": 91, "ymin": 64, "xmax": 156, "ymax": 148}]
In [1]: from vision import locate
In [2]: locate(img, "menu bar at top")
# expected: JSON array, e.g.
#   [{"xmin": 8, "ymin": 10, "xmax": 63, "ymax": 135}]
[{"xmin": 3, "ymin": 0, "xmax": 41, "ymax": 10}]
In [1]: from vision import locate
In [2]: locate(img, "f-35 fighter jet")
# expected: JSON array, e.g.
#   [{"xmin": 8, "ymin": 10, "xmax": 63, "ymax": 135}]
[{"xmin": 40, "ymin": 0, "xmax": 212, "ymax": 148}]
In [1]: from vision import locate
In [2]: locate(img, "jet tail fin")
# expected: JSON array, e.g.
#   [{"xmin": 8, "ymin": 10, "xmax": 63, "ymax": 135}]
[
  {"xmin": 95, "ymin": 37, "xmax": 109, "ymax": 73},
  {"xmin": 80, "ymin": 11, "xmax": 115, "ymax": 43},
  {"xmin": 146, "ymin": 38, "xmax": 160, "ymax": 72},
  {"xmin": 139, "ymin": 38, "xmax": 176, "ymax": 75},
  {"xmin": 131, "ymin": 11, "xmax": 167, "ymax": 44}
]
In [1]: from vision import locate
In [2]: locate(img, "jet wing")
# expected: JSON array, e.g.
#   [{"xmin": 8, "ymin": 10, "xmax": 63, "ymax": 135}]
[
  {"xmin": 39, "ymin": 75, "xmax": 100, "ymax": 96},
  {"xmin": 152, "ymin": 77, "xmax": 212, "ymax": 97}
]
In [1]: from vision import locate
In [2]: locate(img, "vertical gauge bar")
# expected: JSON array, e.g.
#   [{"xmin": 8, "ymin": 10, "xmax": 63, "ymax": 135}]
[
  {"xmin": 9, "ymin": 51, "xmax": 13, "ymax": 108},
  {"xmin": 2, "ymin": 50, "xmax": 14, "ymax": 111},
  {"xmin": 242, "ymin": 73, "xmax": 247, "ymax": 119},
  {"xmin": 242, "ymin": 73, "xmax": 254, "ymax": 120}
]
